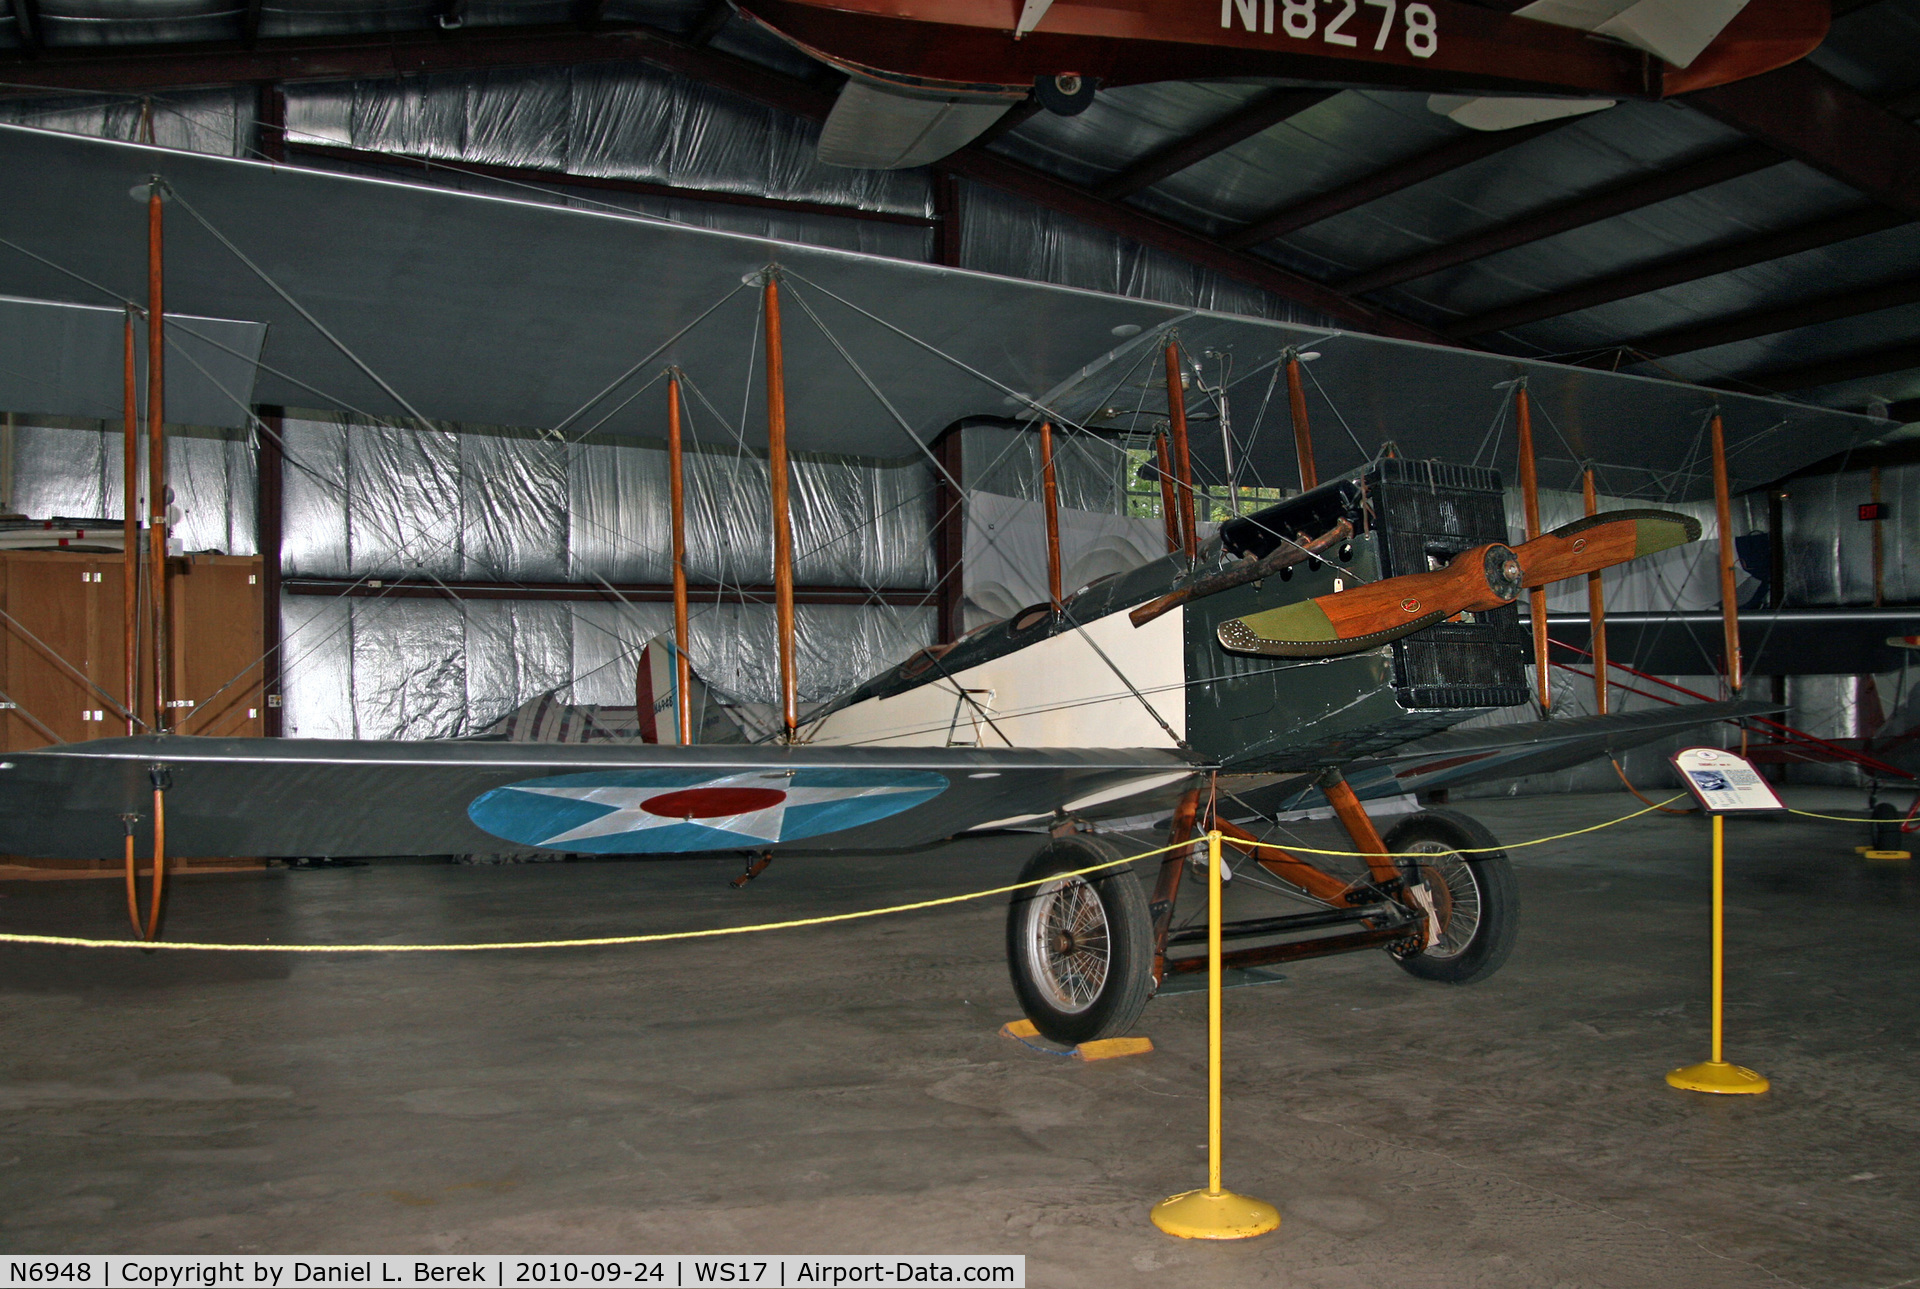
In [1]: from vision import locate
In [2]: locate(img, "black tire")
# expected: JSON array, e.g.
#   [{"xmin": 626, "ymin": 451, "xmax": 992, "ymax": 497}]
[
  {"xmin": 1034, "ymin": 73, "xmax": 1098, "ymax": 116},
  {"xmin": 1383, "ymin": 809, "xmax": 1518, "ymax": 985},
  {"xmin": 1005, "ymin": 833, "xmax": 1153, "ymax": 1045}
]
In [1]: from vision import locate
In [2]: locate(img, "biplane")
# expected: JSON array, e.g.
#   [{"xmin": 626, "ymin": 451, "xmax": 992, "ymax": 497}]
[
  {"xmin": 728, "ymin": 0, "xmax": 1832, "ymax": 168},
  {"xmin": 0, "ymin": 420, "xmax": 1757, "ymax": 1046},
  {"xmin": 0, "ymin": 123, "xmax": 1861, "ymax": 1047}
]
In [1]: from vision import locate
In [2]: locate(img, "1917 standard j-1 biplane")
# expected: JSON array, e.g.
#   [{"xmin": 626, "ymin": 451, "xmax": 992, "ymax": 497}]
[
  {"xmin": 0, "ymin": 422, "xmax": 1732, "ymax": 1045},
  {"xmin": 0, "ymin": 125, "xmax": 1840, "ymax": 1047},
  {"xmin": 0, "ymin": 258, "xmax": 1767, "ymax": 1046}
]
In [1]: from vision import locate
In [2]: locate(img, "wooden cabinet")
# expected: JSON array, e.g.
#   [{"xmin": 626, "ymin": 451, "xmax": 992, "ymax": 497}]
[
  {"xmin": 0, "ymin": 550, "xmax": 264, "ymax": 752},
  {"xmin": 167, "ymin": 554, "xmax": 266, "ymax": 739}
]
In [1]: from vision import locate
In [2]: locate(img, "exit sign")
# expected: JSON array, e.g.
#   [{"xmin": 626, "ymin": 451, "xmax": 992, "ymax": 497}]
[{"xmin": 1860, "ymin": 502, "xmax": 1889, "ymax": 521}]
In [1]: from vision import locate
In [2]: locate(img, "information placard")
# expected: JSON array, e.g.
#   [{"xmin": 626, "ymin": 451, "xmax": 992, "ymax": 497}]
[{"xmin": 1670, "ymin": 746, "xmax": 1783, "ymax": 815}]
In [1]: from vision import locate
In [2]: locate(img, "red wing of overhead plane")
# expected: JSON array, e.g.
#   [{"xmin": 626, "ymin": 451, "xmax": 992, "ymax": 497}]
[{"xmin": 733, "ymin": 0, "xmax": 1828, "ymax": 100}]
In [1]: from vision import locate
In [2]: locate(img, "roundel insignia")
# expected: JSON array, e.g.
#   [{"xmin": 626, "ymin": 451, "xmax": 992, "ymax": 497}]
[{"xmin": 467, "ymin": 767, "xmax": 948, "ymax": 854}]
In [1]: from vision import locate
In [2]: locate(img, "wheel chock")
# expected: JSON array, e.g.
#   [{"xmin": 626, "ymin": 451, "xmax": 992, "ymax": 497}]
[
  {"xmin": 1074, "ymin": 1036, "xmax": 1154, "ymax": 1061},
  {"xmin": 998, "ymin": 1020, "xmax": 1153, "ymax": 1060}
]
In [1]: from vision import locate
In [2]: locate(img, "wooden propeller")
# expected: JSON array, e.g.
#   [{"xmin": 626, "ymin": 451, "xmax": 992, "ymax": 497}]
[{"xmin": 1216, "ymin": 509, "xmax": 1700, "ymax": 659}]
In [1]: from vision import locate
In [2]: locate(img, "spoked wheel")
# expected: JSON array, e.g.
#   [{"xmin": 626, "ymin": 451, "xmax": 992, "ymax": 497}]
[
  {"xmin": 1005, "ymin": 833, "xmax": 1153, "ymax": 1045},
  {"xmin": 1383, "ymin": 809, "xmax": 1518, "ymax": 985}
]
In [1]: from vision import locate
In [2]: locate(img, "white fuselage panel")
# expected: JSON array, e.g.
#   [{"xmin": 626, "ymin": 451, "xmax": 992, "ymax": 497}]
[{"xmin": 810, "ymin": 606, "xmax": 1186, "ymax": 750}]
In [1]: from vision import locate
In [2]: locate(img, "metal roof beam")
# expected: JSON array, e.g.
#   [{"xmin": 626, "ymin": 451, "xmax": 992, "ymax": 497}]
[
  {"xmin": 1733, "ymin": 340, "xmax": 1920, "ymax": 393},
  {"xmin": 972, "ymin": 95, "xmax": 1043, "ymax": 150},
  {"xmin": 1092, "ymin": 89, "xmax": 1334, "ymax": 202},
  {"xmin": 597, "ymin": 35, "xmax": 1437, "ymax": 338},
  {"xmin": 1222, "ymin": 118, "xmax": 1568, "ymax": 250},
  {"xmin": 7, "ymin": 0, "xmax": 38, "ymax": 59},
  {"xmin": 1441, "ymin": 83, "xmax": 1920, "ymax": 340},
  {"xmin": 1688, "ymin": 61, "xmax": 1920, "ymax": 218},
  {"xmin": 1338, "ymin": 141, "xmax": 1783, "ymax": 296},
  {"xmin": 939, "ymin": 147, "xmax": 1444, "ymax": 342},
  {"xmin": 1609, "ymin": 273, "xmax": 1920, "ymax": 361},
  {"xmin": 686, "ymin": 0, "xmax": 732, "ymax": 47},
  {"xmin": 1446, "ymin": 207, "xmax": 1910, "ymax": 341},
  {"xmin": 285, "ymin": 139, "xmax": 937, "ymax": 226},
  {"xmin": 0, "ymin": 22, "xmax": 707, "ymax": 94},
  {"xmin": 1336, "ymin": 68, "xmax": 1920, "ymax": 301}
]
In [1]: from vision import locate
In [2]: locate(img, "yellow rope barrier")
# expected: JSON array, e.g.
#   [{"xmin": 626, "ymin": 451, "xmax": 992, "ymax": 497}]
[
  {"xmin": 1783, "ymin": 806, "xmax": 1909, "ymax": 824},
  {"xmin": 0, "ymin": 839, "xmax": 1189, "ymax": 954},
  {"xmin": 0, "ymin": 794, "xmax": 1686, "ymax": 954}
]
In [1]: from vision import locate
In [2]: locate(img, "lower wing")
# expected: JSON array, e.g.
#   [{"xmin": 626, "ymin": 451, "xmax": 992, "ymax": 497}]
[
  {"xmin": 0, "ymin": 736, "xmax": 1197, "ymax": 861},
  {"xmin": 1231, "ymin": 700, "xmax": 1781, "ymax": 815}
]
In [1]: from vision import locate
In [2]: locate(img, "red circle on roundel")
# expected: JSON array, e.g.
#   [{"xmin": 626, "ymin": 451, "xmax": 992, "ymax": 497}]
[{"xmin": 641, "ymin": 787, "xmax": 787, "ymax": 818}]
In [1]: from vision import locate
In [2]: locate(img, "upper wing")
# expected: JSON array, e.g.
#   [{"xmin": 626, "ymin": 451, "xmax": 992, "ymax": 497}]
[{"xmin": 0, "ymin": 736, "xmax": 1196, "ymax": 861}]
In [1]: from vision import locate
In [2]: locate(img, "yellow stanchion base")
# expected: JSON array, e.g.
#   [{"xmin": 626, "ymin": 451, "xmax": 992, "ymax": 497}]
[
  {"xmin": 1150, "ymin": 1188, "xmax": 1280, "ymax": 1240},
  {"xmin": 1666, "ymin": 1060, "xmax": 1770, "ymax": 1095},
  {"xmin": 1857, "ymin": 848, "xmax": 1911, "ymax": 861}
]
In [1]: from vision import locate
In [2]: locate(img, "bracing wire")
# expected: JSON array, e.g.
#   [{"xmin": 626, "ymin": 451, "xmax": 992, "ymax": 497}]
[
  {"xmin": 5, "ymin": 172, "xmax": 761, "ymax": 728},
  {"xmin": 785, "ymin": 281, "xmax": 1192, "ymax": 750}
]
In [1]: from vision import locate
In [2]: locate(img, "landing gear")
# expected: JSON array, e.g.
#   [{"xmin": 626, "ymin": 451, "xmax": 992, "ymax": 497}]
[
  {"xmin": 1002, "ymin": 796, "xmax": 1519, "ymax": 1042},
  {"xmin": 1385, "ymin": 809, "xmax": 1519, "ymax": 984},
  {"xmin": 1005, "ymin": 833, "xmax": 1154, "ymax": 1045}
]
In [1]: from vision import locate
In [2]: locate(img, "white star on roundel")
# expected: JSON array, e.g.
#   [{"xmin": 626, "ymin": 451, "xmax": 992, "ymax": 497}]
[{"xmin": 503, "ymin": 771, "xmax": 932, "ymax": 846}]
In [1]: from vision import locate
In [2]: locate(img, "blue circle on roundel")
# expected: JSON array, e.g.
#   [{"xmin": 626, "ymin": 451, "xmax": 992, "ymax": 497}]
[{"xmin": 468, "ymin": 767, "xmax": 948, "ymax": 854}]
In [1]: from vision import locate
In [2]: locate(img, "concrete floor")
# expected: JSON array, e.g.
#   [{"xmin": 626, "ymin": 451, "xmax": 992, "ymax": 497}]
[{"xmin": 0, "ymin": 789, "xmax": 1915, "ymax": 1287}]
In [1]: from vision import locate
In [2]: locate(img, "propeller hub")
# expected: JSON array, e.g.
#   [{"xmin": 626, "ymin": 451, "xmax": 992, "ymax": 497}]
[{"xmin": 1483, "ymin": 544, "xmax": 1523, "ymax": 603}]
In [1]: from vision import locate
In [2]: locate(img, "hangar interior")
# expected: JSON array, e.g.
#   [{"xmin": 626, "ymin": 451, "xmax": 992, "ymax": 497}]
[{"xmin": 0, "ymin": 1, "xmax": 1916, "ymax": 1283}]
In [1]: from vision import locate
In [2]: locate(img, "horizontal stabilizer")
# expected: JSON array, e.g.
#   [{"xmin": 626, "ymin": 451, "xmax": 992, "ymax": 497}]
[{"xmin": 1516, "ymin": 0, "xmax": 1751, "ymax": 68}]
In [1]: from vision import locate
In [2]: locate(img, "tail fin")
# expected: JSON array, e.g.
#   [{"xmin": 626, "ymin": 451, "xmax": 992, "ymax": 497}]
[{"xmin": 635, "ymin": 634, "xmax": 747, "ymax": 745}]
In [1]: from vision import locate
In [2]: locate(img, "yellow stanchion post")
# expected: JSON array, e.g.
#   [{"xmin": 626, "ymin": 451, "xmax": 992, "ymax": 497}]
[
  {"xmin": 1151, "ymin": 830, "xmax": 1281, "ymax": 1239},
  {"xmin": 1666, "ymin": 813, "xmax": 1769, "ymax": 1095}
]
